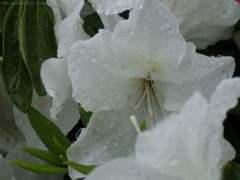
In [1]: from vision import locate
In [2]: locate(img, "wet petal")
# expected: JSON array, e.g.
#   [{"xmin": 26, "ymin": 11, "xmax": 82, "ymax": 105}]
[
  {"xmin": 68, "ymin": 30, "xmax": 134, "ymax": 112},
  {"xmin": 90, "ymin": 0, "xmax": 139, "ymax": 15},
  {"xmin": 111, "ymin": 0, "xmax": 186, "ymax": 78},
  {"xmin": 67, "ymin": 105, "xmax": 146, "ymax": 179},
  {"xmin": 41, "ymin": 58, "xmax": 72, "ymax": 119},
  {"xmin": 157, "ymin": 42, "xmax": 234, "ymax": 111},
  {"xmin": 0, "ymin": 154, "xmax": 15, "ymax": 180},
  {"xmin": 136, "ymin": 78, "xmax": 240, "ymax": 180},
  {"xmin": 161, "ymin": 0, "xmax": 240, "ymax": 48},
  {"xmin": 86, "ymin": 158, "xmax": 179, "ymax": 180}
]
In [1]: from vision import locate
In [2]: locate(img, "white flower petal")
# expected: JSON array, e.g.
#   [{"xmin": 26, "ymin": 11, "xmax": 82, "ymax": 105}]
[
  {"xmin": 136, "ymin": 78, "xmax": 240, "ymax": 180},
  {"xmin": 68, "ymin": 30, "xmax": 135, "ymax": 112},
  {"xmin": 0, "ymin": 76, "xmax": 25, "ymax": 153},
  {"xmin": 0, "ymin": 154, "xmax": 15, "ymax": 180},
  {"xmin": 90, "ymin": 0, "xmax": 140, "ymax": 15},
  {"xmin": 67, "ymin": 105, "xmax": 146, "ymax": 179},
  {"xmin": 58, "ymin": 0, "xmax": 84, "ymax": 16},
  {"xmin": 86, "ymin": 158, "xmax": 179, "ymax": 180},
  {"xmin": 98, "ymin": 13, "xmax": 124, "ymax": 32},
  {"xmin": 46, "ymin": 0, "xmax": 62, "ymax": 39},
  {"xmin": 41, "ymin": 58, "xmax": 72, "ymax": 119},
  {"xmin": 161, "ymin": 0, "xmax": 240, "ymax": 48},
  {"xmin": 157, "ymin": 42, "xmax": 235, "ymax": 111},
  {"xmin": 57, "ymin": 2, "xmax": 89, "ymax": 58},
  {"xmin": 14, "ymin": 92, "xmax": 79, "ymax": 149},
  {"xmin": 41, "ymin": 3, "xmax": 89, "ymax": 118},
  {"xmin": 80, "ymin": 78, "xmax": 240, "ymax": 180},
  {"xmin": 111, "ymin": 0, "xmax": 186, "ymax": 78}
]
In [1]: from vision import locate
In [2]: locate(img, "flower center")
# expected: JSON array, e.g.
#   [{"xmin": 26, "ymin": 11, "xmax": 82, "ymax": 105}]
[{"xmin": 128, "ymin": 74, "xmax": 166, "ymax": 128}]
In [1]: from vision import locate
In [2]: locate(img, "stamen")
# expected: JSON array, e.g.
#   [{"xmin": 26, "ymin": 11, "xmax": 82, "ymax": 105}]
[
  {"xmin": 146, "ymin": 82, "xmax": 153, "ymax": 124},
  {"xmin": 128, "ymin": 79, "xmax": 144, "ymax": 98},
  {"xmin": 151, "ymin": 81, "xmax": 166, "ymax": 118},
  {"xmin": 133, "ymin": 83, "xmax": 147, "ymax": 109},
  {"xmin": 151, "ymin": 85, "xmax": 158, "ymax": 127},
  {"xmin": 130, "ymin": 115, "xmax": 141, "ymax": 134}
]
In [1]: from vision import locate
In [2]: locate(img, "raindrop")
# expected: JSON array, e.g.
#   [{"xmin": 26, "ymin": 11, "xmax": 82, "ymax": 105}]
[
  {"xmin": 82, "ymin": 150, "xmax": 91, "ymax": 157},
  {"xmin": 92, "ymin": 133, "xmax": 100, "ymax": 141},
  {"xmin": 76, "ymin": 129, "xmax": 81, "ymax": 139},
  {"xmin": 96, "ymin": 126, "xmax": 101, "ymax": 132},
  {"xmin": 103, "ymin": 145, "xmax": 107, "ymax": 150},
  {"xmin": 113, "ymin": 142, "xmax": 119, "ymax": 147},
  {"xmin": 103, "ymin": 153, "xmax": 108, "ymax": 158},
  {"xmin": 107, "ymin": 120, "xmax": 114, "ymax": 127},
  {"xmin": 221, "ymin": 69, "xmax": 226, "ymax": 75}
]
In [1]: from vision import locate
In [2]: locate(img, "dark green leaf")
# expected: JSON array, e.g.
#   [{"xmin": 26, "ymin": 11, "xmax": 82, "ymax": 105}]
[
  {"xmin": 223, "ymin": 160, "xmax": 240, "ymax": 180},
  {"xmin": 224, "ymin": 120, "xmax": 240, "ymax": 154},
  {"xmin": 229, "ymin": 101, "xmax": 240, "ymax": 116},
  {"xmin": 235, "ymin": 20, "xmax": 240, "ymax": 32},
  {"xmin": 64, "ymin": 161, "xmax": 96, "ymax": 175},
  {"xmin": 140, "ymin": 119, "xmax": 147, "ymax": 132},
  {"xmin": 78, "ymin": 106, "xmax": 92, "ymax": 127},
  {"xmin": 1, "ymin": 0, "xmax": 33, "ymax": 112},
  {"xmin": 7, "ymin": 160, "xmax": 68, "ymax": 174},
  {"xmin": 20, "ymin": 146, "xmax": 66, "ymax": 167},
  {"xmin": 19, "ymin": 0, "xmax": 57, "ymax": 96},
  {"xmin": 83, "ymin": 13, "xmax": 104, "ymax": 29},
  {"xmin": 27, "ymin": 106, "xmax": 71, "ymax": 156},
  {"xmin": 53, "ymin": 135, "xmax": 67, "ymax": 158}
]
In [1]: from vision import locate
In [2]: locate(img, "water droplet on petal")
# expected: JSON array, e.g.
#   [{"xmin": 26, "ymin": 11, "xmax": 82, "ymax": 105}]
[
  {"xmin": 113, "ymin": 142, "xmax": 119, "ymax": 147},
  {"xmin": 92, "ymin": 133, "xmax": 100, "ymax": 141},
  {"xmin": 96, "ymin": 126, "xmax": 101, "ymax": 132},
  {"xmin": 107, "ymin": 120, "xmax": 114, "ymax": 127},
  {"xmin": 82, "ymin": 150, "xmax": 91, "ymax": 157}
]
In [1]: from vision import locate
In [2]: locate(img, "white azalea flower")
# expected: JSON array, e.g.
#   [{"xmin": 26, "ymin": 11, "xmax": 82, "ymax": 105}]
[
  {"xmin": 84, "ymin": 78, "xmax": 240, "ymax": 180},
  {"xmin": 67, "ymin": 0, "xmax": 234, "ymax": 178},
  {"xmin": 90, "ymin": 0, "xmax": 139, "ymax": 15},
  {"xmin": 0, "ymin": 75, "xmax": 25, "ymax": 154},
  {"xmin": 90, "ymin": 0, "xmax": 240, "ymax": 49},
  {"xmin": 41, "ymin": 0, "xmax": 89, "ymax": 119},
  {"xmin": 160, "ymin": 0, "xmax": 240, "ymax": 49}
]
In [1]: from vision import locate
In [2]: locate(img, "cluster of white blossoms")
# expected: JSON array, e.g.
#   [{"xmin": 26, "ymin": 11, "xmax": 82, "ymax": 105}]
[
  {"xmin": 1, "ymin": 0, "xmax": 240, "ymax": 179},
  {"xmin": 40, "ymin": 0, "xmax": 240, "ymax": 179}
]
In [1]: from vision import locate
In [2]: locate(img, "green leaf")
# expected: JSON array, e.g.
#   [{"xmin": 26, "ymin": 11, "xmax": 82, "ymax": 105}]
[
  {"xmin": 19, "ymin": 0, "xmax": 57, "ymax": 96},
  {"xmin": 224, "ymin": 121, "xmax": 240, "ymax": 154},
  {"xmin": 234, "ymin": 20, "xmax": 240, "ymax": 32},
  {"xmin": 140, "ymin": 119, "xmax": 147, "ymax": 132},
  {"xmin": 78, "ymin": 106, "xmax": 92, "ymax": 127},
  {"xmin": 20, "ymin": 146, "xmax": 66, "ymax": 167},
  {"xmin": 59, "ymin": 155, "xmax": 67, "ymax": 162},
  {"xmin": 83, "ymin": 13, "xmax": 104, "ymax": 29},
  {"xmin": 27, "ymin": 106, "xmax": 71, "ymax": 156},
  {"xmin": 53, "ymin": 135, "xmax": 67, "ymax": 158},
  {"xmin": 1, "ymin": 0, "xmax": 33, "ymax": 112},
  {"xmin": 8, "ymin": 160, "xmax": 67, "ymax": 174},
  {"xmin": 64, "ymin": 161, "xmax": 96, "ymax": 175},
  {"xmin": 223, "ymin": 160, "xmax": 240, "ymax": 180},
  {"xmin": 229, "ymin": 100, "xmax": 240, "ymax": 116}
]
